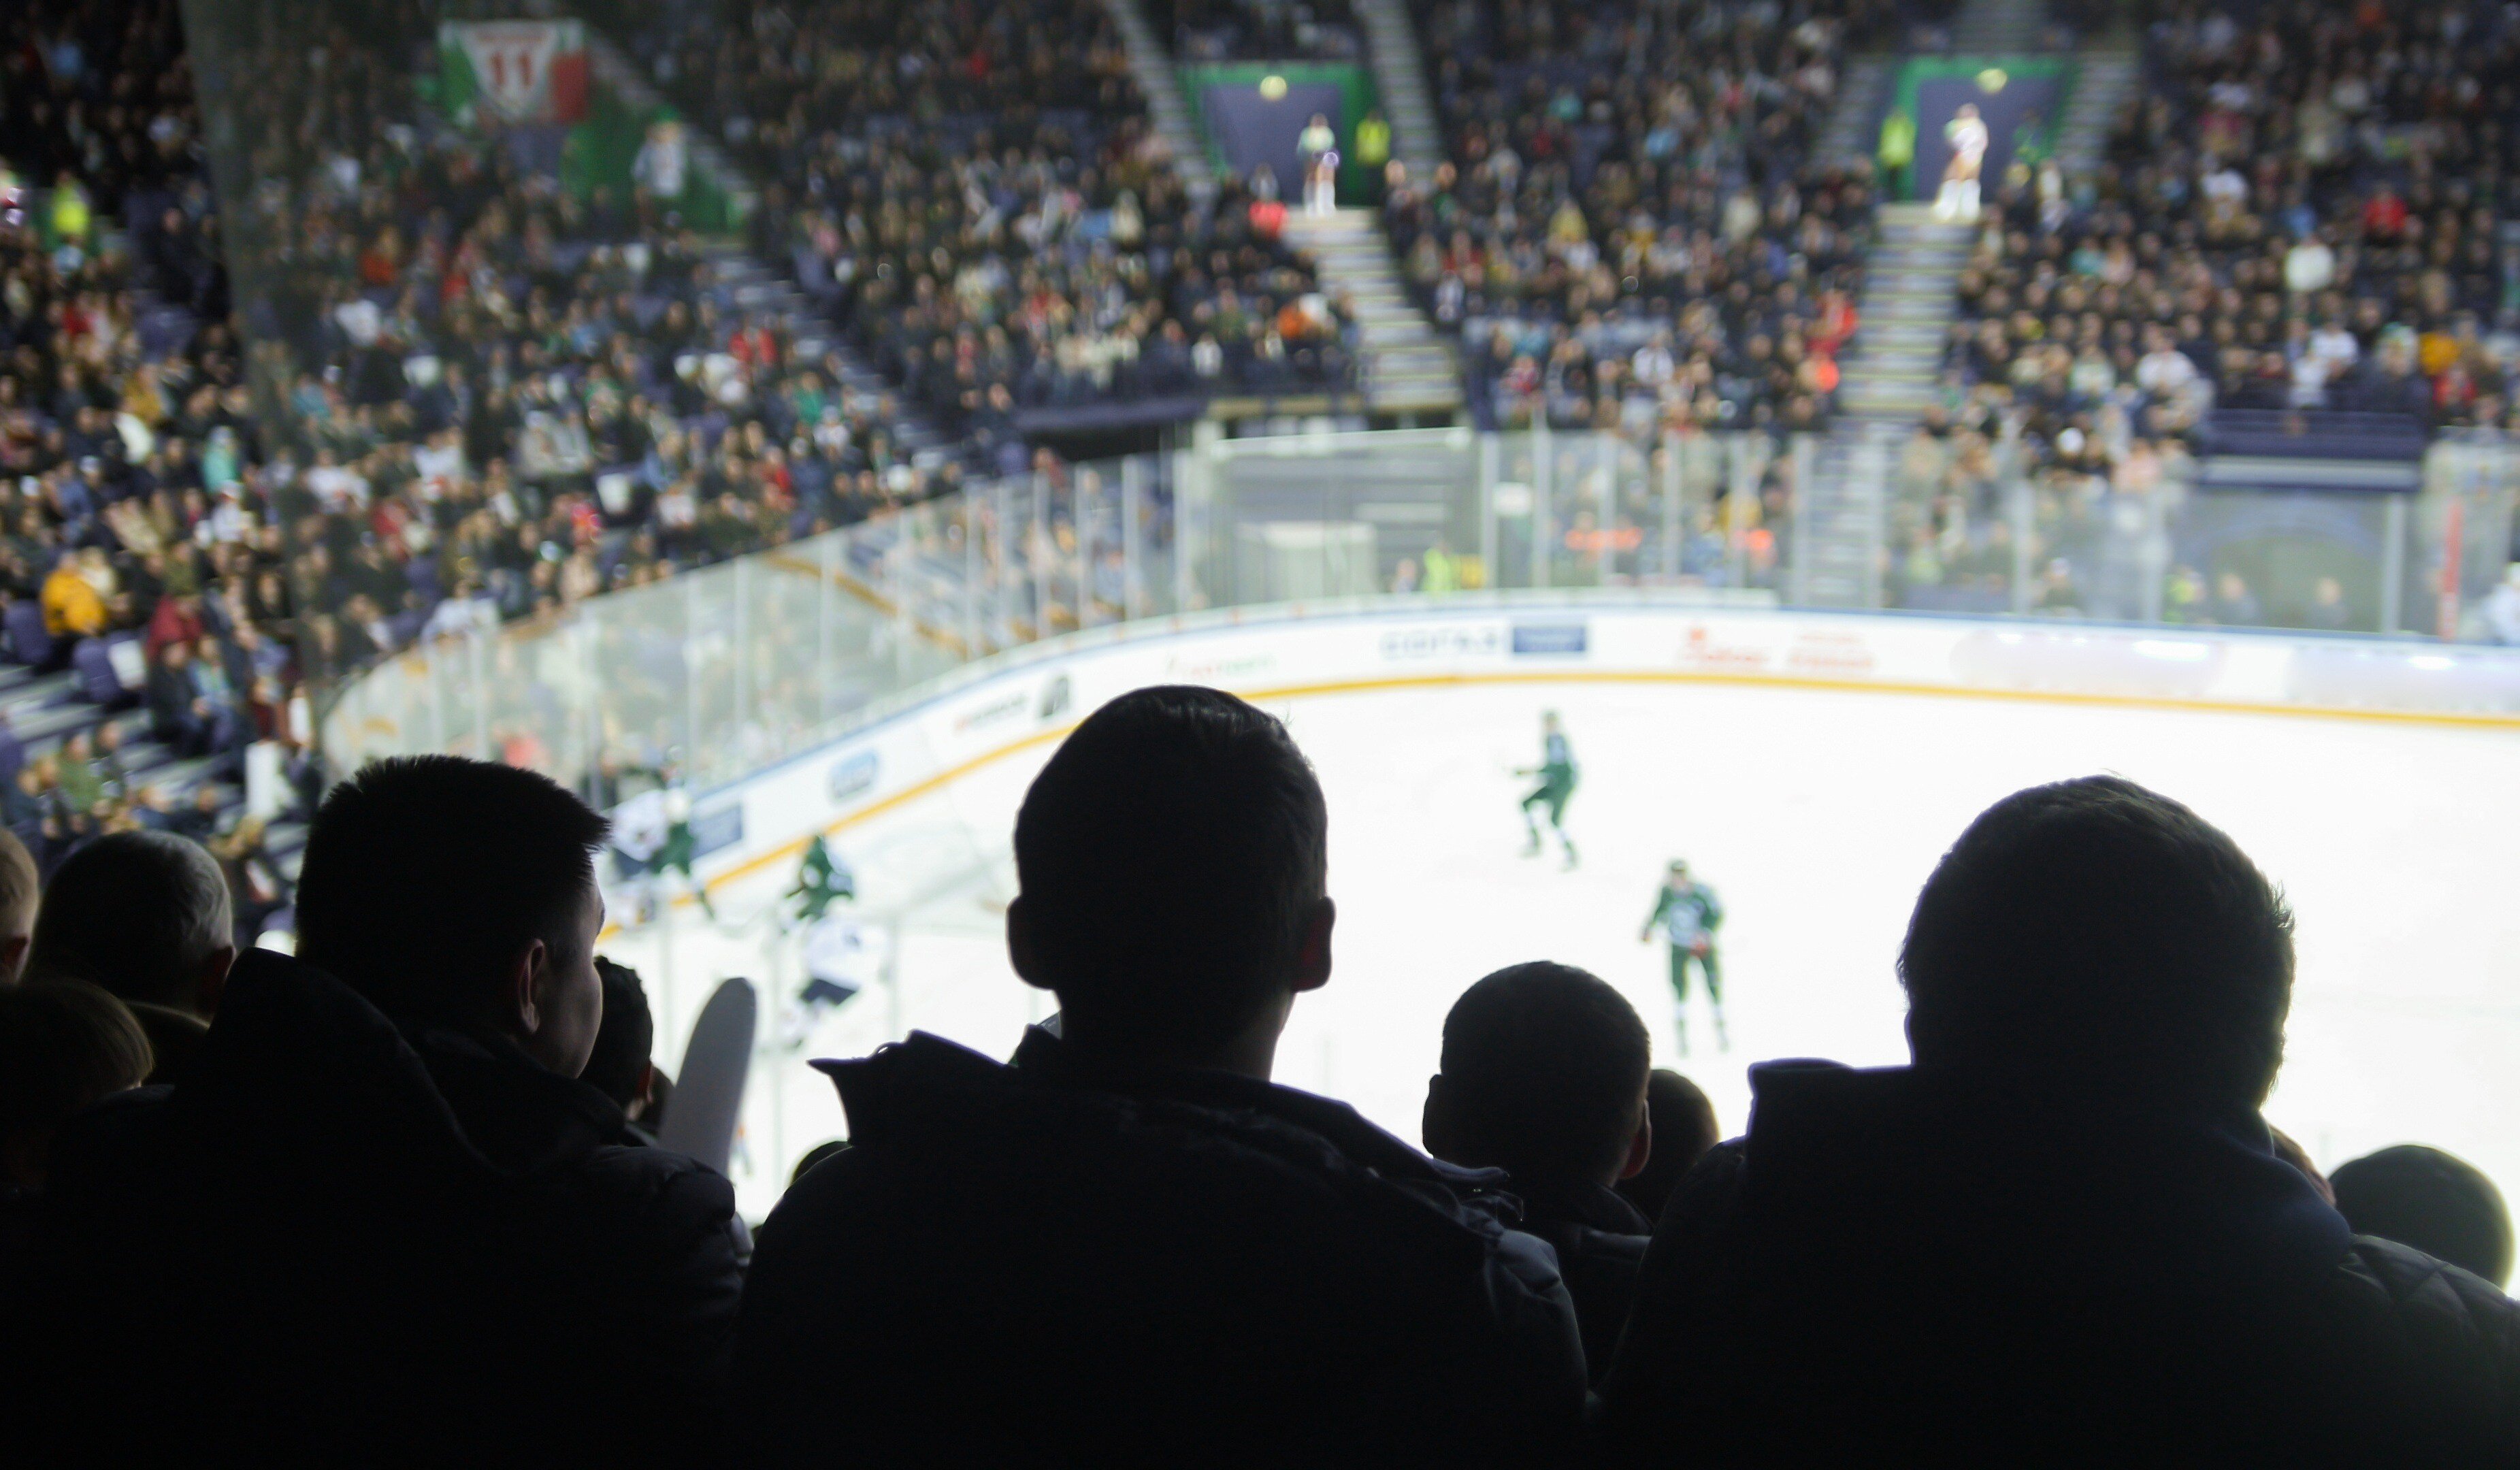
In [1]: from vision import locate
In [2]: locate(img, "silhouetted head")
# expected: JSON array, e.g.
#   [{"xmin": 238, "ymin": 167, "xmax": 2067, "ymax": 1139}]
[
  {"xmin": 0, "ymin": 827, "xmax": 36, "ymax": 982},
  {"xmin": 580, "ymin": 958, "xmax": 657, "ymax": 1117},
  {"xmin": 297, "ymin": 757, "xmax": 610, "ymax": 1079},
  {"xmin": 30, "ymin": 831, "xmax": 234, "ymax": 1015},
  {"xmin": 1900, "ymin": 777, "xmax": 2292, "ymax": 1115},
  {"xmin": 1619, "ymin": 1068, "xmax": 1720, "ymax": 1222},
  {"xmin": 1425, "ymin": 962, "xmax": 1652, "ymax": 1188},
  {"xmin": 0, "ymin": 979, "xmax": 152, "ymax": 1189},
  {"xmin": 1009, "ymin": 686, "xmax": 1330, "ymax": 1076},
  {"xmin": 2331, "ymin": 1145, "xmax": 2513, "ymax": 1286}
]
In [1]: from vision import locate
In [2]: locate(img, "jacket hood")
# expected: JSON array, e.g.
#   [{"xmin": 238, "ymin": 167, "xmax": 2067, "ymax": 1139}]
[{"xmin": 1740, "ymin": 1060, "xmax": 2353, "ymax": 1294}]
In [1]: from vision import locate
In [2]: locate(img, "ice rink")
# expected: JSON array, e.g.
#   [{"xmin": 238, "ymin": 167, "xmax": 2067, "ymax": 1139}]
[{"xmin": 602, "ymin": 674, "xmax": 2520, "ymax": 1223}]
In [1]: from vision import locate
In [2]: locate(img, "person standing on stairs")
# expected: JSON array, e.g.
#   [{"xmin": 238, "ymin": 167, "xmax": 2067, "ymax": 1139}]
[
  {"xmin": 1298, "ymin": 114, "xmax": 1339, "ymax": 216},
  {"xmin": 1935, "ymin": 104, "xmax": 1989, "ymax": 223},
  {"xmin": 1877, "ymin": 106, "xmax": 1916, "ymax": 200}
]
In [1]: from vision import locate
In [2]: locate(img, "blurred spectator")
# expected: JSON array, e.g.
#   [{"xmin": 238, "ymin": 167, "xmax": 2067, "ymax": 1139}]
[
  {"xmin": 35, "ymin": 756, "xmax": 744, "ymax": 1463},
  {"xmin": 0, "ymin": 828, "xmax": 34, "ymax": 983},
  {"xmin": 1618, "ymin": 1066, "xmax": 1720, "ymax": 1222},
  {"xmin": 26, "ymin": 830, "xmax": 232, "ymax": 1083},
  {"xmin": 736, "ymin": 687, "xmax": 1586, "ymax": 1464},
  {"xmin": 1424, "ymin": 960, "xmax": 1653, "ymax": 1379},
  {"xmin": 0, "ymin": 980, "xmax": 151, "ymax": 1196},
  {"xmin": 1596, "ymin": 776, "xmax": 2520, "ymax": 1464},
  {"xmin": 2331, "ymin": 1145, "xmax": 2515, "ymax": 1289},
  {"xmin": 604, "ymin": 0, "xmax": 1352, "ymax": 432},
  {"xmin": 583, "ymin": 956, "xmax": 665, "ymax": 1137},
  {"xmin": 1154, "ymin": 0, "xmax": 1362, "ymax": 60},
  {"xmin": 1390, "ymin": 0, "xmax": 1876, "ymax": 434}
]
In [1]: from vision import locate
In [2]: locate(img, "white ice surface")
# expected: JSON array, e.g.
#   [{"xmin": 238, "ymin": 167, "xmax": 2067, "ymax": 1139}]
[{"xmin": 601, "ymin": 677, "xmax": 2520, "ymax": 1224}]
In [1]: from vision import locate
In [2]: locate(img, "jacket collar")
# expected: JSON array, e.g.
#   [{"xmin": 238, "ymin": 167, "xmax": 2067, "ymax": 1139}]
[
  {"xmin": 1742, "ymin": 1060, "xmax": 2354, "ymax": 1291},
  {"xmin": 183, "ymin": 948, "xmax": 628, "ymax": 1179},
  {"xmin": 817, "ymin": 1027, "xmax": 1507, "ymax": 1200},
  {"xmin": 1009, "ymin": 1024, "xmax": 1490, "ymax": 1193},
  {"xmin": 1510, "ymin": 1172, "xmax": 1652, "ymax": 1237}
]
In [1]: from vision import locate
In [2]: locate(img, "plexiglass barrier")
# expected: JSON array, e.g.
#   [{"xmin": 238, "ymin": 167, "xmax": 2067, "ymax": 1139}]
[{"xmin": 323, "ymin": 425, "xmax": 2520, "ymax": 797}]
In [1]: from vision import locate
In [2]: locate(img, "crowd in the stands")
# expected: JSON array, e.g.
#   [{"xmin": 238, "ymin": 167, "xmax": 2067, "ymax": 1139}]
[
  {"xmin": 1910, "ymin": 0, "xmax": 2520, "ymax": 615},
  {"xmin": 0, "ymin": 0, "xmax": 314, "ymax": 885},
  {"xmin": 1388, "ymin": 0, "xmax": 1882, "ymax": 434},
  {"xmin": 2, "ymin": 0, "xmax": 981, "ymax": 864},
  {"xmin": 1153, "ymin": 0, "xmax": 1364, "ymax": 61},
  {"xmin": 600, "ymin": 0, "xmax": 1355, "ymax": 453},
  {"xmin": 8, "ymin": 704, "xmax": 2520, "ymax": 1465}
]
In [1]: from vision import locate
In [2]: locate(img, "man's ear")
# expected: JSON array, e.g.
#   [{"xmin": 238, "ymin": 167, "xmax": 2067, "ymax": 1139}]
[
  {"xmin": 196, "ymin": 945, "xmax": 237, "ymax": 1018},
  {"xmin": 1618, "ymin": 1111, "xmax": 1654, "ymax": 1182},
  {"xmin": 508, "ymin": 936, "xmax": 552, "ymax": 1037},
  {"xmin": 1005, "ymin": 895, "xmax": 1053, "ymax": 992},
  {"xmin": 1291, "ymin": 896, "xmax": 1335, "ymax": 995}
]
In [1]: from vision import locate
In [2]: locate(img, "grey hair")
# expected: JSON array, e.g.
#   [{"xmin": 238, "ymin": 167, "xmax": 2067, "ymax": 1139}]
[{"xmin": 30, "ymin": 832, "xmax": 235, "ymax": 1011}]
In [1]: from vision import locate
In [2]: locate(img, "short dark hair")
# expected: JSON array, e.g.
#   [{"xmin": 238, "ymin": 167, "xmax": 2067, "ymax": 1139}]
[
  {"xmin": 1899, "ymin": 776, "xmax": 2293, "ymax": 1112},
  {"xmin": 295, "ymin": 757, "xmax": 610, "ymax": 1013},
  {"xmin": 1013, "ymin": 686, "xmax": 1327, "ymax": 1052},
  {"xmin": 1439, "ymin": 962, "xmax": 1651, "ymax": 1183},
  {"xmin": 2331, "ymin": 1145, "xmax": 2514, "ymax": 1287},
  {"xmin": 0, "ymin": 979, "xmax": 152, "ymax": 1149},
  {"xmin": 581, "ymin": 958, "xmax": 655, "ymax": 1110},
  {"xmin": 1619, "ymin": 1069, "xmax": 1720, "ymax": 1222},
  {"xmin": 31, "ymin": 832, "xmax": 233, "ymax": 1010}
]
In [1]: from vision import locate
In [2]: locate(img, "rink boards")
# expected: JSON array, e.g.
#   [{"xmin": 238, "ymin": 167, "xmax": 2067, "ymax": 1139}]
[{"xmin": 666, "ymin": 598, "xmax": 2520, "ymax": 906}]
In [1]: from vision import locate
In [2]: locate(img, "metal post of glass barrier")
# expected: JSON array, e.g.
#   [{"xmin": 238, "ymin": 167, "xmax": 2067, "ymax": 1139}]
[
  {"xmin": 732, "ymin": 556, "xmax": 751, "ymax": 762},
  {"xmin": 2009, "ymin": 475, "xmax": 2035, "ymax": 617},
  {"xmin": 1724, "ymin": 436, "xmax": 1749, "ymax": 590},
  {"xmin": 819, "ymin": 532, "xmax": 838, "ymax": 727},
  {"xmin": 892, "ymin": 534, "xmax": 912, "ymax": 682},
  {"xmin": 1593, "ymin": 434, "xmax": 1616, "ymax": 586},
  {"xmin": 2381, "ymin": 491, "xmax": 2408, "ymax": 636},
  {"xmin": 1479, "ymin": 431, "xmax": 1500, "ymax": 589},
  {"xmin": 1532, "ymin": 419, "xmax": 1553, "ymax": 590},
  {"xmin": 2141, "ymin": 483, "xmax": 2168, "ymax": 625},
  {"xmin": 961, "ymin": 486, "xmax": 980, "ymax": 656},
  {"xmin": 994, "ymin": 478, "xmax": 1016, "ymax": 649},
  {"xmin": 1122, "ymin": 456, "xmax": 1145, "ymax": 621},
  {"xmin": 1790, "ymin": 443, "xmax": 1812, "ymax": 606},
  {"xmin": 1175, "ymin": 439, "xmax": 1198, "ymax": 615},
  {"xmin": 1660, "ymin": 430, "xmax": 1682, "ymax": 586},
  {"xmin": 682, "ymin": 572, "xmax": 700, "ymax": 760},
  {"xmin": 1032, "ymin": 472, "xmax": 1051, "ymax": 642},
  {"xmin": 1071, "ymin": 470, "xmax": 1090, "ymax": 630},
  {"xmin": 468, "ymin": 625, "xmax": 490, "ymax": 762}
]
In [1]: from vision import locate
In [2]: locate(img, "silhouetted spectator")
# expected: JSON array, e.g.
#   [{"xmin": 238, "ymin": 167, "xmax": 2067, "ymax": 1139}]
[
  {"xmin": 26, "ymin": 831, "xmax": 233, "ymax": 1084},
  {"xmin": 1618, "ymin": 1068, "xmax": 1720, "ymax": 1223},
  {"xmin": 583, "ymin": 957, "xmax": 665, "ymax": 1139},
  {"xmin": 2331, "ymin": 1145, "xmax": 2514, "ymax": 1289},
  {"xmin": 1424, "ymin": 961, "xmax": 1654, "ymax": 1379},
  {"xmin": 737, "ymin": 686, "xmax": 1586, "ymax": 1466},
  {"xmin": 0, "ymin": 980, "xmax": 151, "ymax": 1196},
  {"xmin": 1596, "ymin": 777, "xmax": 2520, "ymax": 1466},
  {"xmin": 35, "ymin": 756, "xmax": 743, "ymax": 1464},
  {"xmin": 0, "ymin": 828, "xmax": 36, "ymax": 984}
]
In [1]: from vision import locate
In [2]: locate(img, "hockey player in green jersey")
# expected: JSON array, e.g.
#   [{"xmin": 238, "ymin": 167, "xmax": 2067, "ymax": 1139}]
[
  {"xmin": 1517, "ymin": 710, "xmax": 1580, "ymax": 868},
  {"xmin": 1640, "ymin": 859, "xmax": 1725, "ymax": 1054},
  {"xmin": 787, "ymin": 835, "xmax": 855, "ymax": 926}
]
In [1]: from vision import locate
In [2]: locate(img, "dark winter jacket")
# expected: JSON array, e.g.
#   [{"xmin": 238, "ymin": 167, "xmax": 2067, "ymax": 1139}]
[
  {"xmin": 734, "ymin": 1026, "xmax": 1588, "ymax": 1467},
  {"xmin": 1511, "ymin": 1173, "xmax": 1652, "ymax": 1381},
  {"xmin": 31, "ymin": 949, "xmax": 744, "ymax": 1467},
  {"xmin": 1592, "ymin": 1060, "xmax": 2520, "ymax": 1468}
]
